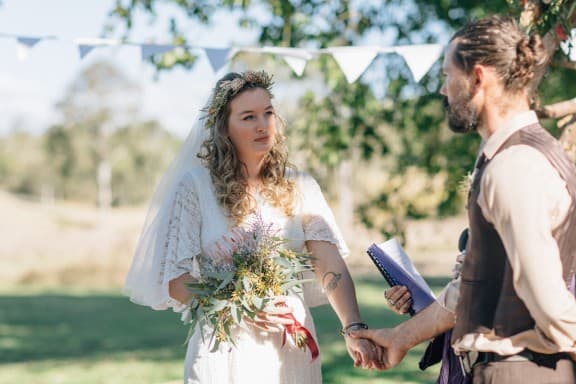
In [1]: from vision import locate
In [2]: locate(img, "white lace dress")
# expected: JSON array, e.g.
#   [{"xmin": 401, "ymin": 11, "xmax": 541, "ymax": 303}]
[{"xmin": 160, "ymin": 167, "xmax": 349, "ymax": 384}]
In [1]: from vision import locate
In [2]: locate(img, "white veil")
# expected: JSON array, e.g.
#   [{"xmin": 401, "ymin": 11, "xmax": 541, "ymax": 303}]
[{"xmin": 123, "ymin": 114, "xmax": 209, "ymax": 310}]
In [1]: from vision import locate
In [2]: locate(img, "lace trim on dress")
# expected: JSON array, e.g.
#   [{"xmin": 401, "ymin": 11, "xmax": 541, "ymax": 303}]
[
  {"xmin": 301, "ymin": 213, "xmax": 348, "ymax": 257},
  {"xmin": 160, "ymin": 177, "xmax": 202, "ymax": 310},
  {"xmin": 296, "ymin": 172, "xmax": 349, "ymax": 258},
  {"xmin": 300, "ymin": 213, "xmax": 344, "ymax": 308},
  {"xmin": 302, "ymin": 214, "xmax": 339, "ymax": 243}
]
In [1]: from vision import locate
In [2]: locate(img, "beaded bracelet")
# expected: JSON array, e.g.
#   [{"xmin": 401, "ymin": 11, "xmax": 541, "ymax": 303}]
[{"xmin": 340, "ymin": 322, "xmax": 368, "ymax": 336}]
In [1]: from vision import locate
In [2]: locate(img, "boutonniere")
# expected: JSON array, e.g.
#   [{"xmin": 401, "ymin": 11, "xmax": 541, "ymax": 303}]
[{"xmin": 458, "ymin": 171, "xmax": 475, "ymax": 197}]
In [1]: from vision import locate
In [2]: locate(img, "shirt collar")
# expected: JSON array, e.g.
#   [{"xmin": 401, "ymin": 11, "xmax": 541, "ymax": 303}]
[{"xmin": 482, "ymin": 110, "xmax": 538, "ymax": 160}]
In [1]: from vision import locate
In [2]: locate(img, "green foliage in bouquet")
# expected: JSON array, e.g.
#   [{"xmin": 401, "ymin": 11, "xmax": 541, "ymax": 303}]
[{"xmin": 186, "ymin": 221, "xmax": 315, "ymax": 352}]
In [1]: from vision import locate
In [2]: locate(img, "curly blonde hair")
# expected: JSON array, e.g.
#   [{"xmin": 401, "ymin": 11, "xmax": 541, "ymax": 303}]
[{"xmin": 198, "ymin": 70, "xmax": 296, "ymax": 225}]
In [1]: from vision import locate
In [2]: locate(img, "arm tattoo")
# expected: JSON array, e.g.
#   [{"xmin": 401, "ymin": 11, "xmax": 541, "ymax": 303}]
[{"xmin": 322, "ymin": 271, "xmax": 342, "ymax": 292}]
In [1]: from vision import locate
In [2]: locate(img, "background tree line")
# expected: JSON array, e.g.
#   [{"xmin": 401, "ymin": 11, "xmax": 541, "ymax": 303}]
[{"xmin": 0, "ymin": 61, "xmax": 180, "ymax": 207}]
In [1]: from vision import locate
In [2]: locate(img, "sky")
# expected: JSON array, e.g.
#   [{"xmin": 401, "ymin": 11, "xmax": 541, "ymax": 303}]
[{"xmin": 0, "ymin": 0, "xmax": 260, "ymax": 138}]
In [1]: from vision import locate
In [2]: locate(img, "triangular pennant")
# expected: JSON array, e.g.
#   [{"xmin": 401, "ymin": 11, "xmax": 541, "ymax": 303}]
[
  {"xmin": 16, "ymin": 37, "xmax": 42, "ymax": 48},
  {"xmin": 283, "ymin": 56, "xmax": 307, "ymax": 76},
  {"xmin": 395, "ymin": 44, "xmax": 443, "ymax": 83},
  {"xmin": 238, "ymin": 46, "xmax": 312, "ymax": 76},
  {"xmin": 73, "ymin": 38, "xmax": 120, "ymax": 60},
  {"xmin": 204, "ymin": 47, "xmax": 231, "ymax": 73},
  {"xmin": 78, "ymin": 44, "xmax": 96, "ymax": 59},
  {"xmin": 140, "ymin": 44, "xmax": 175, "ymax": 60},
  {"xmin": 16, "ymin": 37, "xmax": 42, "ymax": 61},
  {"xmin": 328, "ymin": 47, "xmax": 378, "ymax": 83}
]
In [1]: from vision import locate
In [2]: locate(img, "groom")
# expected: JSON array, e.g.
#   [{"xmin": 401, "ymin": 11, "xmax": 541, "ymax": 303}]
[{"xmin": 352, "ymin": 15, "xmax": 576, "ymax": 384}]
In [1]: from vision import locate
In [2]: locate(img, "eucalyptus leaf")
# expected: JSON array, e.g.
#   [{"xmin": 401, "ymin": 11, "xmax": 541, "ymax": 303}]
[
  {"xmin": 210, "ymin": 338, "xmax": 220, "ymax": 353},
  {"xmin": 208, "ymin": 299, "xmax": 228, "ymax": 312},
  {"xmin": 251, "ymin": 296, "xmax": 264, "ymax": 310},
  {"xmin": 281, "ymin": 280, "xmax": 307, "ymax": 291},
  {"xmin": 215, "ymin": 272, "xmax": 235, "ymax": 292},
  {"xmin": 230, "ymin": 304, "xmax": 242, "ymax": 325},
  {"xmin": 242, "ymin": 276, "xmax": 252, "ymax": 291}
]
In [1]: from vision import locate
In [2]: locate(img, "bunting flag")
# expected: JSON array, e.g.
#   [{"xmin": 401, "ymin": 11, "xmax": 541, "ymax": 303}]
[
  {"xmin": 283, "ymin": 55, "xmax": 307, "ymax": 76},
  {"xmin": 0, "ymin": 33, "xmax": 445, "ymax": 84},
  {"xmin": 140, "ymin": 44, "xmax": 176, "ymax": 60},
  {"xmin": 395, "ymin": 44, "xmax": 444, "ymax": 82},
  {"xmin": 275, "ymin": 47, "xmax": 312, "ymax": 77},
  {"xmin": 204, "ymin": 47, "xmax": 232, "ymax": 73},
  {"xmin": 243, "ymin": 46, "xmax": 313, "ymax": 76},
  {"xmin": 78, "ymin": 45, "xmax": 96, "ymax": 59},
  {"xmin": 73, "ymin": 38, "xmax": 120, "ymax": 59},
  {"xmin": 327, "ymin": 47, "xmax": 378, "ymax": 83},
  {"xmin": 16, "ymin": 36, "xmax": 42, "ymax": 61}
]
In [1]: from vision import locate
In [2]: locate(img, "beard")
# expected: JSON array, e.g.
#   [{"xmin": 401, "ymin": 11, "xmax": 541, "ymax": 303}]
[{"xmin": 443, "ymin": 93, "xmax": 480, "ymax": 134}]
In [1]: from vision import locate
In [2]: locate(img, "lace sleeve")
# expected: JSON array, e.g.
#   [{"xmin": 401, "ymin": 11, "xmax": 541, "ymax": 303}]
[
  {"xmin": 160, "ymin": 177, "xmax": 202, "ymax": 311},
  {"xmin": 298, "ymin": 173, "xmax": 350, "ymax": 257},
  {"xmin": 124, "ymin": 172, "xmax": 202, "ymax": 312}
]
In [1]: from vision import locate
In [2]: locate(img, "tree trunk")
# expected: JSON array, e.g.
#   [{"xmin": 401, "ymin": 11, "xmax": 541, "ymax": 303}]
[{"xmin": 97, "ymin": 160, "xmax": 112, "ymax": 210}]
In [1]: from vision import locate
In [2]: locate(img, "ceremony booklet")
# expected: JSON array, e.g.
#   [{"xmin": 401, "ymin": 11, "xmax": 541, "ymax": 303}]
[{"xmin": 367, "ymin": 238, "xmax": 435, "ymax": 315}]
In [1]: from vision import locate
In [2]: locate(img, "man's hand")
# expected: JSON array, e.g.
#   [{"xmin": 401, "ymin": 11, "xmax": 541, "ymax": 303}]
[
  {"xmin": 385, "ymin": 286, "xmax": 412, "ymax": 315},
  {"xmin": 344, "ymin": 335, "xmax": 386, "ymax": 370},
  {"xmin": 348, "ymin": 328, "xmax": 408, "ymax": 370}
]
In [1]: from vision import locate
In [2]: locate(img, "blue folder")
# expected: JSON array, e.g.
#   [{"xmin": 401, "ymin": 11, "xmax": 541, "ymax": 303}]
[{"xmin": 367, "ymin": 242, "xmax": 435, "ymax": 315}]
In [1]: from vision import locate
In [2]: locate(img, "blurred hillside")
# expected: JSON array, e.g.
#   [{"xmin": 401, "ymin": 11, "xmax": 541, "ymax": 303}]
[
  {"xmin": 0, "ymin": 191, "xmax": 142, "ymax": 289},
  {"xmin": 0, "ymin": 190, "xmax": 465, "ymax": 291}
]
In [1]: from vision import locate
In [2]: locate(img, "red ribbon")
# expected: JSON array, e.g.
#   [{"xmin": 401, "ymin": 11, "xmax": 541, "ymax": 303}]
[{"xmin": 279, "ymin": 312, "xmax": 319, "ymax": 362}]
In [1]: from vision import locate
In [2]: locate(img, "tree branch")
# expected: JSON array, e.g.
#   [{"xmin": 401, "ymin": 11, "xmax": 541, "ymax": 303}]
[{"xmin": 537, "ymin": 98, "xmax": 576, "ymax": 119}]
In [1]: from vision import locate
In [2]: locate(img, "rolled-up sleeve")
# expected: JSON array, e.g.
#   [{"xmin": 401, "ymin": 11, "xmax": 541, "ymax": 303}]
[{"xmin": 437, "ymin": 277, "xmax": 461, "ymax": 314}]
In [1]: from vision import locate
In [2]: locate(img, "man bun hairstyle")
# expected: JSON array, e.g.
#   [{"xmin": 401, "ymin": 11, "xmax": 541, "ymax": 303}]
[{"xmin": 451, "ymin": 15, "xmax": 548, "ymax": 94}]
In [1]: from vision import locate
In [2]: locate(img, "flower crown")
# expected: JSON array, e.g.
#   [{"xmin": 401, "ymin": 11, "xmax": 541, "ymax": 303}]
[{"xmin": 204, "ymin": 70, "xmax": 274, "ymax": 130}]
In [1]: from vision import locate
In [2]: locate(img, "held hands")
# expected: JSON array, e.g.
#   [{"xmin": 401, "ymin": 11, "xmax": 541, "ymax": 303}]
[
  {"xmin": 345, "ymin": 281, "xmax": 412, "ymax": 370},
  {"xmin": 343, "ymin": 334, "xmax": 385, "ymax": 370},
  {"xmin": 385, "ymin": 286, "xmax": 412, "ymax": 315},
  {"xmin": 348, "ymin": 327, "xmax": 408, "ymax": 370}
]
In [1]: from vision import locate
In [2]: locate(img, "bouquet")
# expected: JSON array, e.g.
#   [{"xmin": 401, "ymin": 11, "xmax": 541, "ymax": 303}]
[{"xmin": 187, "ymin": 219, "xmax": 319, "ymax": 361}]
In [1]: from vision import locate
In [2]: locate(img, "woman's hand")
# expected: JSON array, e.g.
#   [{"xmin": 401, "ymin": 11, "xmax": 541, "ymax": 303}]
[
  {"xmin": 344, "ymin": 334, "xmax": 385, "ymax": 370},
  {"xmin": 384, "ymin": 286, "xmax": 412, "ymax": 315},
  {"xmin": 245, "ymin": 296, "xmax": 296, "ymax": 332}
]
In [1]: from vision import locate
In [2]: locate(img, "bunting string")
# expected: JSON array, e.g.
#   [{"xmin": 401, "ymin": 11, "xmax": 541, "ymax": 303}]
[{"xmin": 0, "ymin": 32, "xmax": 445, "ymax": 83}]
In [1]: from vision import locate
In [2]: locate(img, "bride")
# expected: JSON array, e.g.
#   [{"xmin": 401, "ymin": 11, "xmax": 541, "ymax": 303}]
[{"xmin": 124, "ymin": 70, "xmax": 381, "ymax": 383}]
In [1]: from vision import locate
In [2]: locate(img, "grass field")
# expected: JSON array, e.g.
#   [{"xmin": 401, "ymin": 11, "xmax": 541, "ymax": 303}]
[{"xmin": 0, "ymin": 275, "xmax": 451, "ymax": 384}]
